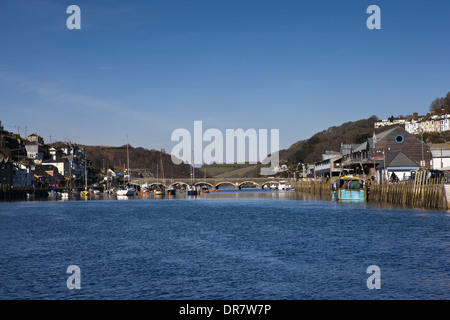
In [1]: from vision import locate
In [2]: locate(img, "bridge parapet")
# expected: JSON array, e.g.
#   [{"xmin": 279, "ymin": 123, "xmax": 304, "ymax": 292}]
[{"xmin": 130, "ymin": 177, "xmax": 286, "ymax": 190}]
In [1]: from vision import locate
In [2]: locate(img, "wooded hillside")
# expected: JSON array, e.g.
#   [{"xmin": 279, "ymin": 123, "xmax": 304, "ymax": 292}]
[
  {"xmin": 281, "ymin": 116, "xmax": 379, "ymax": 165},
  {"xmin": 79, "ymin": 144, "xmax": 202, "ymax": 178}
]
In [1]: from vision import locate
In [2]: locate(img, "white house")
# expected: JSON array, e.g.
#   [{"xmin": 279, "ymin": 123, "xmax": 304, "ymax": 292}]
[
  {"xmin": 405, "ymin": 119, "xmax": 420, "ymax": 134},
  {"xmin": 25, "ymin": 143, "xmax": 44, "ymax": 160},
  {"xmin": 440, "ymin": 115, "xmax": 450, "ymax": 132}
]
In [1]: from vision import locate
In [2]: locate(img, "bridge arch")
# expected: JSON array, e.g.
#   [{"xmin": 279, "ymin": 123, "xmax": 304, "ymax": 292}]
[
  {"xmin": 147, "ymin": 182, "xmax": 168, "ymax": 190},
  {"xmin": 237, "ymin": 181, "xmax": 261, "ymax": 189},
  {"xmin": 129, "ymin": 182, "xmax": 141, "ymax": 189},
  {"xmin": 193, "ymin": 181, "xmax": 215, "ymax": 188},
  {"xmin": 168, "ymin": 181, "xmax": 190, "ymax": 189},
  {"xmin": 261, "ymin": 181, "xmax": 280, "ymax": 188},
  {"xmin": 215, "ymin": 181, "xmax": 237, "ymax": 189},
  {"xmin": 130, "ymin": 177, "xmax": 285, "ymax": 190}
]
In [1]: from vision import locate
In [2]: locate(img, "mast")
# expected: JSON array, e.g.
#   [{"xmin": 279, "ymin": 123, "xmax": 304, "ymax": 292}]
[
  {"xmin": 160, "ymin": 154, "xmax": 165, "ymax": 181},
  {"xmin": 106, "ymin": 160, "xmax": 109, "ymax": 191},
  {"xmin": 192, "ymin": 151, "xmax": 195, "ymax": 183},
  {"xmin": 84, "ymin": 159, "xmax": 87, "ymax": 190},
  {"xmin": 126, "ymin": 135, "xmax": 130, "ymax": 185},
  {"xmin": 69, "ymin": 158, "xmax": 72, "ymax": 191}
]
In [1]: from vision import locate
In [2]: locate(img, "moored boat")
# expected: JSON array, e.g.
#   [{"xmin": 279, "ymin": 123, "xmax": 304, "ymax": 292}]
[
  {"xmin": 187, "ymin": 185, "xmax": 197, "ymax": 196},
  {"xmin": 269, "ymin": 182, "xmax": 278, "ymax": 190},
  {"xmin": 117, "ymin": 187, "xmax": 136, "ymax": 196},
  {"xmin": 332, "ymin": 175, "xmax": 367, "ymax": 201},
  {"xmin": 201, "ymin": 186, "xmax": 209, "ymax": 194}
]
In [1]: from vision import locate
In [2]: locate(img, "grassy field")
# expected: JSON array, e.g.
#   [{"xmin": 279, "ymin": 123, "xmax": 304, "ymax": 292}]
[{"xmin": 200, "ymin": 163, "xmax": 258, "ymax": 178}]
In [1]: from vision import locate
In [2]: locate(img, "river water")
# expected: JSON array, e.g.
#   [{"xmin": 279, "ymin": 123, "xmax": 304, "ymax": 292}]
[{"xmin": 0, "ymin": 189, "xmax": 448, "ymax": 300}]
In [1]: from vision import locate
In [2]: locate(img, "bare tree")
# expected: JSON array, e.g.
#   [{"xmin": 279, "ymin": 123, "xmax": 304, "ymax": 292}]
[
  {"xmin": 445, "ymin": 91, "xmax": 450, "ymax": 112},
  {"xmin": 429, "ymin": 91, "xmax": 450, "ymax": 113},
  {"xmin": 430, "ymin": 97, "xmax": 445, "ymax": 113}
]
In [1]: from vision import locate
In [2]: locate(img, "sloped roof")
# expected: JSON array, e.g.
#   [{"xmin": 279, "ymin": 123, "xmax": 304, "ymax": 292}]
[
  {"xmin": 353, "ymin": 141, "xmax": 369, "ymax": 152},
  {"xmin": 376, "ymin": 151, "xmax": 419, "ymax": 169},
  {"xmin": 351, "ymin": 127, "xmax": 401, "ymax": 152},
  {"xmin": 369, "ymin": 126, "xmax": 401, "ymax": 149}
]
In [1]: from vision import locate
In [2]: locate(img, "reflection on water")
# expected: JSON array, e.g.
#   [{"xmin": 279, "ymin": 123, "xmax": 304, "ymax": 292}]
[{"xmin": 11, "ymin": 187, "xmax": 449, "ymax": 213}]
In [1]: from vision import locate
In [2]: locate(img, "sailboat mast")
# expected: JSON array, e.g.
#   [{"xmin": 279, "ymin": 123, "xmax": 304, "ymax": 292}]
[
  {"xmin": 127, "ymin": 135, "xmax": 130, "ymax": 184},
  {"xmin": 191, "ymin": 151, "xmax": 195, "ymax": 184},
  {"xmin": 160, "ymin": 154, "xmax": 165, "ymax": 180},
  {"xmin": 84, "ymin": 159, "xmax": 87, "ymax": 190}
]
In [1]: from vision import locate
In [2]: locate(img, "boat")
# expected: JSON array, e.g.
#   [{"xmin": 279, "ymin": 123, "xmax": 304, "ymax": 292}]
[
  {"xmin": 117, "ymin": 136, "xmax": 136, "ymax": 196},
  {"xmin": 154, "ymin": 185, "xmax": 164, "ymax": 196},
  {"xmin": 332, "ymin": 175, "xmax": 367, "ymax": 201},
  {"xmin": 187, "ymin": 184, "xmax": 197, "ymax": 196},
  {"xmin": 117, "ymin": 187, "xmax": 136, "ymax": 196},
  {"xmin": 269, "ymin": 182, "xmax": 278, "ymax": 190},
  {"xmin": 201, "ymin": 186, "xmax": 210, "ymax": 194},
  {"xmin": 278, "ymin": 180, "xmax": 287, "ymax": 190},
  {"xmin": 80, "ymin": 158, "xmax": 89, "ymax": 197},
  {"xmin": 140, "ymin": 187, "xmax": 151, "ymax": 195}
]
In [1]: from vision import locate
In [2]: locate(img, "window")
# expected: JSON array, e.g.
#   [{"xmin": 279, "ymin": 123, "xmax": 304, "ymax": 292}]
[{"xmin": 395, "ymin": 135, "xmax": 404, "ymax": 143}]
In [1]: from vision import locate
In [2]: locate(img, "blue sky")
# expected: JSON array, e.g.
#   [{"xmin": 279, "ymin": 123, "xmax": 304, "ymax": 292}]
[{"xmin": 1, "ymin": 0, "xmax": 449, "ymax": 152}]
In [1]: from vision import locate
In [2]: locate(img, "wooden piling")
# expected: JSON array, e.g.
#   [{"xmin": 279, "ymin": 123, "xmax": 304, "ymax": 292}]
[{"xmin": 295, "ymin": 174, "xmax": 447, "ymax": 210}]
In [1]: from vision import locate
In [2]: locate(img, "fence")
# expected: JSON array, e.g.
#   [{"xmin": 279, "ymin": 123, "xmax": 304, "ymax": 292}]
[
  {"xmin": 294, "ymin": 174, "xmax": 447, "ymax": 210},
  {"xmin": 294, "ymin": 179, "xmax": 332, "ymax": 197},
  {"xmin": 367, "ymin": 171, "xmax": 447, "ymax": 209}
]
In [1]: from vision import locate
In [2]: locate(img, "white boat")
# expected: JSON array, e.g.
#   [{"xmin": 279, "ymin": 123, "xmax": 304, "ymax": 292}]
[
  {"xmin": 187, "ymin": 185, "xmax": 198, "ymax": 196},
  {"xmin": 278, "ymin": 180, "xmax": 287, "ymax": 190},
  {"xmin": 269, "ymin": 182, "xmax": 278, "ymax": 190},
  {"xmin": 61, "ymin": 189, "xmax": 77, "ymax": 198},
  {"xmin": 117, "ymin": 187, "xmax": 136, "ymax": 196}
]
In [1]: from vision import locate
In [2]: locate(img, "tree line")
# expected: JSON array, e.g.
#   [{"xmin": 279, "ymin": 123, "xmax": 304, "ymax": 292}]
[{"xmin": 429, "ymin": 91, "xmax": 450, "ymax": 113}]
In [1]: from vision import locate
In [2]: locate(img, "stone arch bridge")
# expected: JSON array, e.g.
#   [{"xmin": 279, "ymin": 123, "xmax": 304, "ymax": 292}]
[{"xmin": 129, "ymin": 177, "xmax": 286, "ymax": 190}]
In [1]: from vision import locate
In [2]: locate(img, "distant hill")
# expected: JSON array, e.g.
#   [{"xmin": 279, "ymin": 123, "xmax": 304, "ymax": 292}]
[
  {"xmin": 196, "ymin": 116, "xmax": 382, "ymax": 178},
  {"xmin": 51, "ymin": 143, "xmax": 202, "ymax": 179},
  {"xmin": 281, "ymin": 116, "xmax": 380, "ymax": 165},
  {"xmin": 200, "ymin": 163, "xmax": 260, "ymax": 178}
]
